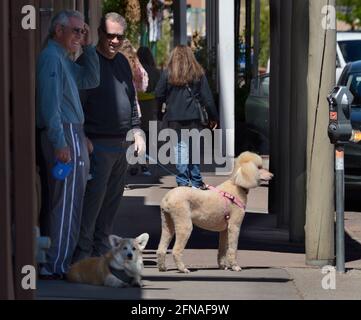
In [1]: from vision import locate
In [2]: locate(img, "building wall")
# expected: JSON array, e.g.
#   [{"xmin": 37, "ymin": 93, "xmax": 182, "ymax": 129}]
[
  {"xmin": 188, "ymin": 0, "xmax": 205, "ymax": 8},
  {"xmin": 187, "ymin": 0, "xmax": 206, "ymax": 36},
  {"xmin": 0, "ymin": 0, "xmax": 103, "ymax": 300}
]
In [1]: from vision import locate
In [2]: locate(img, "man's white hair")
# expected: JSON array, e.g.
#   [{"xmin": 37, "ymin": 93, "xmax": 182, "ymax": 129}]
[
  {"xmin": 100, "ymin": 12, "xmax": 127, "ymax": 32},
  {"xmin": 49, "ymin": 10, "xmax": 84, "ymax": 38}
]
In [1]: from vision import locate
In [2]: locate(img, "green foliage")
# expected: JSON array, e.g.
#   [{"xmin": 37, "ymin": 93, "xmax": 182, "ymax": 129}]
[
  {"xmin": 156, "ymin": 16, "xmax": 172, "ymax": 68},
  {"xmin": 336, "ymin": 0, "xmax": 361, "ymax": 29},
  {"xmin": 103, "ymin": 0, "xmax": 125, "ymax": 15},
  {"xmin": 259, "ymin": 0, "xmax": 270, "ymax": 68}
]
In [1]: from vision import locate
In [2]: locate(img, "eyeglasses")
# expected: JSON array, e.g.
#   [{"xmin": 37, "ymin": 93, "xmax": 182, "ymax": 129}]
[
  {"xmin": 102, "ymin": 28, "xmax": 125, "ymax": 41},
  {"xmin": 71, "ymin": 27, "xmax": 86, "ymax": 36},
  {"xmin": 62, "ymin": 25, "xmax": 86, "ymax": 36}
]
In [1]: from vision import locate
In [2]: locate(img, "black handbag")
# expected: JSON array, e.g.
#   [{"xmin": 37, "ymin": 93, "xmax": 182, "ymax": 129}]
[{"xmin": 186, "ymin": 85, "xmax": 209, "ymax": 127}]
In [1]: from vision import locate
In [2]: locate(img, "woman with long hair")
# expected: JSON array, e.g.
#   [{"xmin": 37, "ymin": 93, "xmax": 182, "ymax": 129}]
[{"xmin": 155, "ymin": 45, "xmax": 219, "ymax": 189}]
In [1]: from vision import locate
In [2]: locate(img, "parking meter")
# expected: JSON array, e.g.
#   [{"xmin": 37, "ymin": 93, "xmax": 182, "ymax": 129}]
[
  {"xmin": 327, "ymin": 86, "xmax": 353, "ymax": 145},
  {"xmin": 326, "ymin": 85, "xmax": 361, "ymax": 273}
]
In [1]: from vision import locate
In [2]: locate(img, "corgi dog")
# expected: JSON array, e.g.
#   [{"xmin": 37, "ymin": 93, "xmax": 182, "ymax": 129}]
[{"xmin": 67, "ymin": 233, "xmax": 149, "ymax": 288}]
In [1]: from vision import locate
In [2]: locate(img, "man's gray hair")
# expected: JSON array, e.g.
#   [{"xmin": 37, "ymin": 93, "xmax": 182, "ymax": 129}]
[
  {"xmin": 49, "ymin": 10, "xmax": 84, "ymax": 37},
  {"xmin": 100, "ymin": 12, "xmax": 127, "ymax": 32}
]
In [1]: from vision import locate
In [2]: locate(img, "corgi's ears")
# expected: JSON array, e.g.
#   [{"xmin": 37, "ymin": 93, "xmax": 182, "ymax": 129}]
[
  {"xmin": 136, "ymin": 233, "xmax": 149, "ymax": 251},
  {"xmin": 109, "ymin": 235, "xmax": 123, "ymax": 248}
]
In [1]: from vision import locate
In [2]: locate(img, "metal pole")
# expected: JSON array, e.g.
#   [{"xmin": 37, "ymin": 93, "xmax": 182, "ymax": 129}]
[{"xmin": 335, "ymin": 146, "xmax": 345, "ymax": 273}]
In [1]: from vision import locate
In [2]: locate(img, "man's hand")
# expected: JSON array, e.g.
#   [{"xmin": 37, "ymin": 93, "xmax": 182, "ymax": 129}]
[
  {"xmin": 86, "ymin": 137, "xmax": 94, "ymax": 154},
  {"xmin": 81, "ymin": 23, "xmax": 92, "ymax": 47},
  {"xmin": 134, "ymin": 133, "xmax": 146, "ymax": 156},
  {"xmin": 55, "ymin": 147, "xmax": 71, "ymax": 163}
]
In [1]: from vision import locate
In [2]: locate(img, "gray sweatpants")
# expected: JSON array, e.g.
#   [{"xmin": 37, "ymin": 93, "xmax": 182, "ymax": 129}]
[
  {"xmin": 41, "ymin": 123, "xmax": 89, "ymax": 275},
  {"xmin": 72, "ymin": 138, "xmax": 129, "ymax": 263}
]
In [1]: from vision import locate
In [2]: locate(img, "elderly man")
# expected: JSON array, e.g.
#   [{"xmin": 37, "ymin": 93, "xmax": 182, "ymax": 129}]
[
  {"xmin": 72, "ymin": 13, "xmax": 145, "ymax": 263},
  {"xmin": 36, "ymin": 10, "xmax": 99, "ymax": 279}
]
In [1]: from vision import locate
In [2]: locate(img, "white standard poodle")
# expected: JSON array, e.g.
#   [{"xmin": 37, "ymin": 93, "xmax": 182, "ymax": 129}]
[{"xmin": 156, "ymin": 151, "xmax": 274, "ymax": 273}]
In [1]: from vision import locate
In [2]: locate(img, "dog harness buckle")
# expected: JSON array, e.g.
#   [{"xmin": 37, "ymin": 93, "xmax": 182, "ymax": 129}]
[{"xmin": 205, "ymin": 185, "xmax": 246, "ymax": 222}]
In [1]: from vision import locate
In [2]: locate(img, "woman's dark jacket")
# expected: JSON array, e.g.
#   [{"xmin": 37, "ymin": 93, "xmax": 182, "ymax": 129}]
[{"xmin": 155, "ymin": 71, "xmax": 219, "ymax": 123}]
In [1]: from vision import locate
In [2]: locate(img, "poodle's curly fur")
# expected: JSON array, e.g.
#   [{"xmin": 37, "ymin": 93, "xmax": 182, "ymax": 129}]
[{"xmin": 156, "ymin": 151, "xmax": 273, "ymax": 273}]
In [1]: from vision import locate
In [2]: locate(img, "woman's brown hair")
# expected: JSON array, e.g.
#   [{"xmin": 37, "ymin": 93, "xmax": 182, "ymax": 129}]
[
  {"xmin": 119, "ymin": 39, "xmax": 139, "ymax": 78},
  {"xmin": 167, "ymin": 45, "xmax": 204, "ymax": 86}
]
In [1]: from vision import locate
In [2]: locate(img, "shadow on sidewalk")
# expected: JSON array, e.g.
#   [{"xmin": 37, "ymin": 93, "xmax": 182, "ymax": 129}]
[
  {"xmin": 143, "ymin": 274, "xmax": 291, "ymax": 283},
  {"xmin": 345, "ymin": 231, "xmax": 361, "ymax": 263}
]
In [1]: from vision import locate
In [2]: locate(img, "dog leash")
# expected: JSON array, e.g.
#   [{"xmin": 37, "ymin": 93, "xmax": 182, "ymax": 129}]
[
  {"xmin": 206, "ymin": 185, "xmax": 246, "ymax": 221},
  {"xmin": 145, "ymin": 153, "xmax": 198, "ymax": 188},
  {"xmin": 92, "ymin": 143, "xmax": 203, "ymax": 188}
]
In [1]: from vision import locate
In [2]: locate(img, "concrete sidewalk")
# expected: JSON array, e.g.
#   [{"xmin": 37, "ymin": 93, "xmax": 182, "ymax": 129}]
[{"xmin": 37, "ymin": 163, "xmax": 361, "ymax": 300}]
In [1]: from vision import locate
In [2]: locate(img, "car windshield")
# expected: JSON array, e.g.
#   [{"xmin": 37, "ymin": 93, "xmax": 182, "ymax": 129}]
[
  {"xmin": 339, "ymin": 40, "xmax": 361, "ymax": 63},
  {"xmin": 347, "ymin": 73, "xmax": 361, "ymax": 105}
]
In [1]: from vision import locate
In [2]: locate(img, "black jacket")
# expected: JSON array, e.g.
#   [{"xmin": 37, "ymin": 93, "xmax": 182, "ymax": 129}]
[
  {"xmin": 78, "ymin": 52, "xmax": 140, "ymax": 139},
  {"xmin": 155, "ymin": 71, "xmax": 219, "ymax": 122}
]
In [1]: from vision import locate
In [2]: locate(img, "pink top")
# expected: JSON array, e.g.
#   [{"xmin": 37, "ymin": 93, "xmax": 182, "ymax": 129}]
[{"xmin": 133, "ymin": 61, "xmax": 149, "ymax": 93}]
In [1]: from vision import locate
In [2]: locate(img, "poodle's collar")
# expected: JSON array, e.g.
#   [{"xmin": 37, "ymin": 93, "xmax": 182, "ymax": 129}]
[{"xmin": 206, "ymin": 185, "xmax": 246, "ymax": 220}]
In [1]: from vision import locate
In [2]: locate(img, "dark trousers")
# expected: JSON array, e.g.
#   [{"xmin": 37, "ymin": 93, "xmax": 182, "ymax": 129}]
[
  {"xmin": 72, "ymin": 138, "xmax": 129, "ymax": 262},
  {"xmin": 41, "ymin": 124, "xmax": 89, "ymax": 275}
]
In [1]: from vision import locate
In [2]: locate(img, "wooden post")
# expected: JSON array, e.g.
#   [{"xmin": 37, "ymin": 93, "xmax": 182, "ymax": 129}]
[
  {"xmin": 0, "ymin": 0, "xmax": 15, "ymax": 300},
  {"xmin": 76, "ymin": 0, "xmax": 84, "ymax": 13},
  {"xmin": 88, "ymin": 0, "xmax": 103, "ymax": 45},
  {"xmin": 38, "ymin": 0, "xmax": 54, "ymax": 52},
  {"xmin": 10, "ymin": 0, "xmax": 37, "ymax": 299},
  {"xmin": 305, "ymin": 0, "xmax": 335, "ymax": 266}
]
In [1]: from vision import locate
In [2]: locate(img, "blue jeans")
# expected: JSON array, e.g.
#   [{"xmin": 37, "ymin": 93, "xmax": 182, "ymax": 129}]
[{"xmin": 174, "ymin": 139, "xmax": 203, "ymax": 187}]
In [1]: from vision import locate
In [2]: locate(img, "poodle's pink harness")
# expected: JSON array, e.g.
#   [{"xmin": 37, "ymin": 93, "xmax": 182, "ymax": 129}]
[{"xmin": 206, "ymin": 185, "xmax": 246, "ymax": 221}]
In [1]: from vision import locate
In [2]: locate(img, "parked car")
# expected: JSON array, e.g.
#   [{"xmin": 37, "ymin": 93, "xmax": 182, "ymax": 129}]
[
  {"xmin": 265, "ymin": 32, "xmax": 361, "ymax": 83},
  {"xmin": 244, "ymin": 61, "xmax": 361, "ymax": 187},
  {"xmin": 244, "ymin": 73, "xmax": 270, "ymax": 155},
  {"xmin": 338, "ymin": 60, "xmax": 361, "ymax": 188},
  {"xmin": 336, "ymin": 32, "xmax": 361, "ymax": 83}
]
